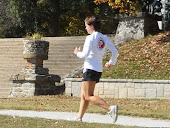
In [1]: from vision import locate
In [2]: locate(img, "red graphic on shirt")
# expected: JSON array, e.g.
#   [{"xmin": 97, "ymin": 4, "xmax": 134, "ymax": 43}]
[{"xmin": 98, "ymin": 39, "xmax": 105, "ymax": 49}]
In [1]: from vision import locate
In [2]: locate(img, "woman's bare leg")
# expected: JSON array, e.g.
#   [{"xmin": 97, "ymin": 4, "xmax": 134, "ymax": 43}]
[
  {"xmin": 77, "ymin": 85, "xmax": 89, "ymax": 119},
  {"xmin": 77, "ymin": 81, "xmax": 110, "ymax": 119}
]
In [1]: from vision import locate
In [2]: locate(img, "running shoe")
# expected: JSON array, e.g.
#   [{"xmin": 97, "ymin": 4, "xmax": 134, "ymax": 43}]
[{"xmin": 108, "ymin": 105, "xmax": 118, "ymax": 123}]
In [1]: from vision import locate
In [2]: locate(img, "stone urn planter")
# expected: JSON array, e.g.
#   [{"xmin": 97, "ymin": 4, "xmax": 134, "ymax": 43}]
[{"xmin": 9, "ymin": 39, "xmax": 61, "ymax": 97}]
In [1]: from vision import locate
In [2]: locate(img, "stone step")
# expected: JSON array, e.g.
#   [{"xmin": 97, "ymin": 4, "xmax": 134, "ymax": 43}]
[
  {"xmin": 0, "ymin": 51, "xmax": 80, "ymax": 55},
  {"xmin": 0, "ymin": 82, "xmax": 12, "ymax": 87},
  {"xmin": 49, "ymin": 43, "xmax": 83, "ymax": 47},
  {"xmin": 0, "ymin": 82, "xmax": 11, "ymax": 87},
  {"xmin": 0, "ymin": 43, "xmax": 83, "ymax": 51},
  {"xmin": 0, "ymin": 74, "xmax": 8, "ymax": 78},
  {"xmin": 0, "ymin": 72, "xmax": 22, "ymax": 77},
  {"xmin": 48, "ymin": 53, "xmax": 75, "ymax": 56},
  {"xmin": 0, "ymin": 66, "xmax": 23, "ymax": 70},
  {"xmin": 0, "ymin": 66, "xmax": 24, "ymax": 70},
  {"xmin": 0, "ymin": 82, "xmax": 11, "ymax": 86},
  {"xmin": 0, "ymin": 37, "xmax": 86, "ymax": 43},
  {"xmin": 48, "ymin": 71, "xmax": 72, "ymax": 77},
  {"xmin": 0, "ymin": 54, "xmax": 21, "ymax": 57},
  {"xmin": 0, "ymin": 45, "xmax": 23, "ymax": 48},
  {"xmin": 44, "ymin": 61, "xmax": 83, "ymax": 65},
  {"xmin": 0, "ymin": 62, "xmax": 82, "ymax": 67},
  {"xmin": 0, "ymin": 36, "xmax": 88, "ymax": 98},
  {"xmin": 42, "ymin": 36, "xmax": 86, "ymax": 40},
  {"xmin": 0, "ymin": 62, "xmax": 25, "ymax": 66},
  {"xmin": 0, "ymin": 51, "xmax": 23, "ymax": 54},
  {"xmin": 0, "ymin": 59, "xmax": 82, "ymax": 66},
  {"xmin": 0, "ymin": 39, "xmax": 84, "ymax": 44},
  {"xmin": 0, "ymin": 59, "xmax": 82, "ymax": 64},
  {"xmin": 46, "ymin": 66, "xmax": 81, "ymax": 71},
  {"xmin": 0, "ymin": 36, "xmax": 113, "ymax": 43},
  {"xmin": 0, "ymin": 53, "xmax": 75, "ymax": 58},
  {"xmin": 49, "ymin": 68, "xmax": 77, "ymax": 73},
  {"xmin": 0, "ymin": 53, "xmax": 77, "ymax": 57},
  {"xmin": 0, "ymin": 43, "xmax": 83, "ymax": 49},
  {"xmin": 47, "ymin": 57, "xmax": 79, "ymax": 60},
  {"xmin": 0, "ymin": 88, "xmax": 11, "ymax": 93},
  {"xmin": 0, "ymin": 66, "xmax": 25, "ymax": 70},
  {"xmin": 47, "ymin": 58, "xmax": 83, "ymax": 61},
  {"xmin": 0, "ymin": 60, "xmax": 82, "ymax": 66},
  {"xmin": 0, "ymin": 65, "xmax": 81, "ymax": 71},
  {"xmin": 49, "ymin": 48, "xmax": 82, "ymax": 52},
  {"xmin": 0, "ymin": 92, "xmax": 11, "ymax": 98},
  {"xmin": 0, "ymin": 78, "xmax": 11, "ymax": 82},
  {"xmin": 0, "ymin": 68, "xmax": 82, "ymax": 77},
  {"xmin": 0, "ymin": 48, "xmax": 80, "ymax": 53},
  {"xmin": 0, "ymin": 41, "xmax": 22, "ymax": 43}
]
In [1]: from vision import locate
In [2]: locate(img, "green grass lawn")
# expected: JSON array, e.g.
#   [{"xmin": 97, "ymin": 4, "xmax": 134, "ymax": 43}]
[
  {"xmin": 0, "ymin": 32, "xmax": 169, "ymax": 128},
  {"xmin": 0, "ymin": 95, "xmax": 170, "ymax": 120},
  {"xmin": 0, "ymin": 115, "xmax": 140, "ymax": 128},
  {"xmin": 102, "ymin": 32, "xmax": 170, "ymax": 80}
]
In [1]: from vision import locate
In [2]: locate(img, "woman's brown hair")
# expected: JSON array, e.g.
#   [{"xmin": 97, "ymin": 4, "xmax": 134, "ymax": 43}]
[{"xmin": 85, "ymin": 15, "xmax": 101, "ymax": 31}]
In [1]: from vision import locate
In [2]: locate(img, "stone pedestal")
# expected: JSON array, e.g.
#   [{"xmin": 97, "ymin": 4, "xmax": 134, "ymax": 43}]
[{"xmin": 9, "ymin": 40, "xmax": 61, "ymax": 97}]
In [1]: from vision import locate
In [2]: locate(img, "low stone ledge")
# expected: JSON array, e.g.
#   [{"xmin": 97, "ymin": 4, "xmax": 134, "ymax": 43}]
[
  {"xmin": 64, "ymin": 78, "xmax": 170, "ymax": 84},
  {"xmin": 64, "ymin": 78, "xmax": 170, "ymax": 99},
  {"xmin": 64, "ymin": 78, "xmax": 82, "ymax": 82}
]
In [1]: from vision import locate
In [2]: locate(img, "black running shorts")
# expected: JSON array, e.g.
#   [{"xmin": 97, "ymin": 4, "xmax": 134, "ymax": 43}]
[{"xmin": 82, "ymin": 69, "xmax": 102, "ymax": 83}]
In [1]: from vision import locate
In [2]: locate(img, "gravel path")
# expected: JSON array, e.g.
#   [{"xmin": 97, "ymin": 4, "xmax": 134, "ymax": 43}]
[{"xmin": 0, "ymin": 110, "xmax": 170, "ymax": 127}]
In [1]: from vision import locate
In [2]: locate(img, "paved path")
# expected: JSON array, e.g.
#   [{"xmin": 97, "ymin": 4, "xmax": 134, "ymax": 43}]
[{"xmin": 0, "ymin": 110, "xmax": 170, "ymax": 127}]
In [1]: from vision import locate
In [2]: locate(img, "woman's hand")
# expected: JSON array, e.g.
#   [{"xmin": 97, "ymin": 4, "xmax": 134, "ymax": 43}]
[
  {"xmin": 105, "ymin": 62, "xmax": 112, "ymax": 68},
  {"xmin": 74, "ymin": 47, "xmax": 81, "ymax": 55}
]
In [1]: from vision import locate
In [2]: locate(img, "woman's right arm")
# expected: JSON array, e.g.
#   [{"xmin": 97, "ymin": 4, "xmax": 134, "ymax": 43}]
[{"xmin": 76, "ymin": 36, "xmax": 92, "ymax": 58}]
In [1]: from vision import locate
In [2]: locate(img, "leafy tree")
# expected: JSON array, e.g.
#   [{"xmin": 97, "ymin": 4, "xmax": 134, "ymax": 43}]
[
  {"xmin": 59, "ymin": 0, "xmax": 118, "ymax": 36},
  {"xmin": 94, "ymin": 0, "xmax": 142, "ymax": 15},
  {"xmin": 0, "ymin": 0, "xmax": 8, "ymax": 38},
  {"xmin": 36, "ymin": 0, "xmax": 60, "ymax": 36},
  {"xmin": 0, "ymin": 0, "xmax": 19, "ymax": 37},
  {"xmin": 58, "ymin": 0, "xmax": 90, "ymax": 36},
  {"xmin": 1, "ymin": 0, "xmax": 118, "ymax": 37},
  {"xmin": 6, "ymin": 0, "xmax": 39, "ymax": 37},
  {"xmin": 4, "ymin": 0, "xmax": 60, "ymax": 37}
]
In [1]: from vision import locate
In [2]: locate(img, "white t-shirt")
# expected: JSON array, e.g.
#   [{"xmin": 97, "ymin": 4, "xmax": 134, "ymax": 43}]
[{"xmin": 77, "ymin": 31, "xmax": 118, "ymax": 72}]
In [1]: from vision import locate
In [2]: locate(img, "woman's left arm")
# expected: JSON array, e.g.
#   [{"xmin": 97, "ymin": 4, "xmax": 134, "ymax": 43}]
[{"xmin": 106, "ymin": 37, "xmax": 119, "ymax": 66}]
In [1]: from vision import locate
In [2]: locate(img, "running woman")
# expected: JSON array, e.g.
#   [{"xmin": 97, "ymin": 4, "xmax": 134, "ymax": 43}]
[{"xmin": 74, "ymin": 15, "xmax": 119, "ymax": 123}]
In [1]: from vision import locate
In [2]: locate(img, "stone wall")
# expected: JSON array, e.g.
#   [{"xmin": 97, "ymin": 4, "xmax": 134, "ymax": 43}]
[
  {"xmin": 114, "ymin": 13, "xmax": 160, "ymax": 47},
  {"xmin": 64, "ymin": 78, "xmax": 170, "ymax": 99},
  {"xmin": 114, "ymin": 17, "xmax": 144, "ymax": 47}
]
